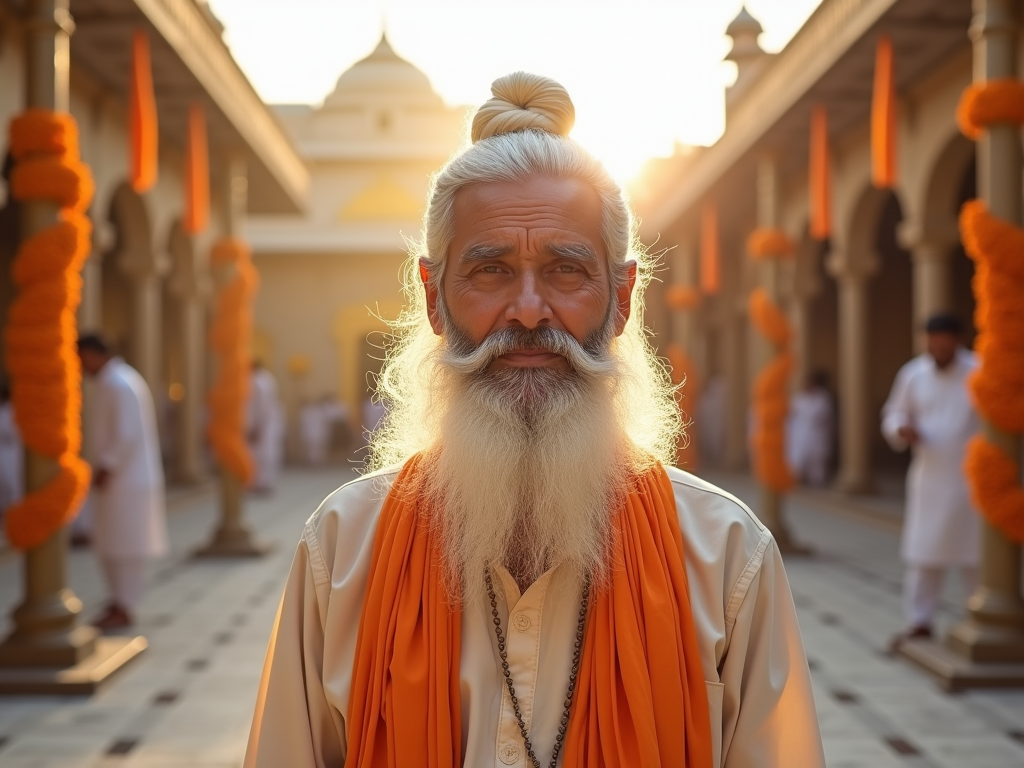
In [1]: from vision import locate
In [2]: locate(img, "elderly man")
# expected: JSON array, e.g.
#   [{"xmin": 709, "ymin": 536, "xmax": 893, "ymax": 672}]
[
  {"xmin": 245, "ymin": 73, "xmax": 823, "ymax": 768},
  {"xmin": 883, "ymin": 313, "xmax": 980, "ymax": 648}
]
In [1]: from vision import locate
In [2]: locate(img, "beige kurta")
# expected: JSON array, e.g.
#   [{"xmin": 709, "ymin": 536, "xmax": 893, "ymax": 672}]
[{"xmin": 245, "ymin": 465, "xmax": 824, "ymax": 768}]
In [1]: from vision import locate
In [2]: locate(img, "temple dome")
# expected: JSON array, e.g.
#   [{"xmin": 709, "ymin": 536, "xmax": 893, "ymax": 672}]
[
  {"xmin": 322, "ymin": 34, "xmax": 440, "ymax": 107},
  {"xmin": 726, "ymin": 5, "xmax": 764, "ymax": 38}
]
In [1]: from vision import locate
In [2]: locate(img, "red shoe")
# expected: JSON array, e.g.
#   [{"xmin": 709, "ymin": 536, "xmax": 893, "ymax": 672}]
[
  {"xmin": 92, "ymin": 604, "xmax": 133, "ymax": 631},
  {"xmin": 888, "ymin": 625, "xmax": 932, "ymax": 654}
]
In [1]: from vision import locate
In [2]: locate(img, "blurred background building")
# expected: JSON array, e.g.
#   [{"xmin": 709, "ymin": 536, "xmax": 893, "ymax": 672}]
[{"xmin": 632, "ymin": 0, "xmax": 978, "ymax": 494}]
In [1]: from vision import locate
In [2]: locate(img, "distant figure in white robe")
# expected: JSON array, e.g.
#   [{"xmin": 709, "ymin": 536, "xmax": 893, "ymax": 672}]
[
  {"xmin": 299, "ymin": 395, "xmax": 348, "ymax": 466},
  {"xmin": 0, "ymin": 382, "xmax": 24, "ymax": 524},
  {"xmin": 882, "ymin": 314, "xmax": 980, "ymax": 647},
  {"xmin": 697, "ymin": 374, "xmax": 726, "ymax": 465},
  {"xmin": 78, "ymin": 335, "xmax": 168, "ymax": 631},
  {"xmin": 247, "ymin": 362, "xmax": 284, "ymax": 493},
  {"xmin": 786, "ymin": 370, "xmax": 835, "ymax": 487}
]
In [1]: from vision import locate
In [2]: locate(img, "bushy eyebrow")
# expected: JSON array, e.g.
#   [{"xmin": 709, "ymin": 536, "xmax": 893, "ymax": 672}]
[
  {"xmin": 548, "ymin": 242, "xmax": 598, "ymax": 262},
  {"xmin": 459, "ymin": 243, "xmax": 513, "ymax": 262}
]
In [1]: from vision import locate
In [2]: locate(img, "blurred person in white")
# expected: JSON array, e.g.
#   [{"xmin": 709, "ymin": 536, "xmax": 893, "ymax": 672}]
[
  {"xmin": 245, "ymin": 73, "xmax": 824, "ymax": 768},
  {"xmin": 883, "ymin": 313, "xmax": 980, "ymax": 649},
  {"xmin": 299, "ymin": 393, "xmax": 347, "ymax": 465},
  {"xmin": 78, "ymin": 334, "xmax": 168, "ymax": 630},
  {"xmin": 247, "ymin": 359, "xmax": 284, "ymax": 493},
  {"xmin": 786, "ymin": 369, "xmax": 835, "ymax": 487},
  {"xmin": 0, "ymin": 381, "xmax": 23, "ymax": 526}
]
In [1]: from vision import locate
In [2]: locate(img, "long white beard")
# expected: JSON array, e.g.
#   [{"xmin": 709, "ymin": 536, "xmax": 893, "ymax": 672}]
[{"xmin": 421, "ymin": 321, "xmax": 633, "ymax": 603}]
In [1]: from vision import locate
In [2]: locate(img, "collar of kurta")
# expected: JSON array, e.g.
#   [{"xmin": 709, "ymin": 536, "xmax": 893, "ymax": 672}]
[{"xmin": 344, "ymin": 453, "xmax": 714, "ymax": 768}]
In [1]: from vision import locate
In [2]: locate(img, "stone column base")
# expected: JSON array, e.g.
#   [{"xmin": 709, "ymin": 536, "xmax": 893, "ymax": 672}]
[
  {"xmin": 898, "ymin": 638, "xmax": 1024, "ymax": 692},
  {"xmin": 193, "ymin": 527, "xmax": 273, "ymax": 559},
  {"xmin": 0, "ymin": 636, "xmax": 147, "ymax": 695}
]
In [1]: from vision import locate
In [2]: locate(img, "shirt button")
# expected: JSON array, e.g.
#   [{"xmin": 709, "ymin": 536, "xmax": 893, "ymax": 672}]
[
  {"xmin": 499, "ymin": 742, "xmax": 521, "ymax": 764},
  {"xmin": 512, "ymin": 612, "xmax": 531, "ymax": 631}
]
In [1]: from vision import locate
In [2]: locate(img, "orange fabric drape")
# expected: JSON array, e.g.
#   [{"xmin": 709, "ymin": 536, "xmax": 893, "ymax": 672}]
[
  {"xmin": 666, "ymin": 342, "xmax": 699, "ymax": 471},
  {"xmin": 699, "ymin": 203, "xmax": 720, "ymax": 295},
  {"xmin": 3, "ymin": 110, "xmax": 93, "ymax": 549},
  {"xmin": 184, "ymin": 102, "xmax": 209, "ymax": 235},
  {"xmin": 746, "ymin": 227, "xmax": 794, "ymax": 260},
  {"xmin": 871, "ymin": 35, "xmax": 897, "ymax": 188},
  {"xmin": 346, "ymin": 456, "xmax": 713, "ymax": 768},
  {"xmin": 809, "ymin": 105, "xmax": 831, "ymax": 240},
  {"xmin": 129, "ymin": 30, "xmax": 158, "ymax": 193},
  {"xmin": 665, "ymin": 283, "xmax": 700, "ymax": 311},
  {"xmin": 206, "ymin": 238, "xmax": 257, "ymax": 483}
]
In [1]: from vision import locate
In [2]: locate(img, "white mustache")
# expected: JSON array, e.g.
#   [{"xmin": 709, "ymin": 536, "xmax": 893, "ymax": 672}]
[{"xmin": 441, "ymin": 325, "xmax": 615, "ymax": 378}]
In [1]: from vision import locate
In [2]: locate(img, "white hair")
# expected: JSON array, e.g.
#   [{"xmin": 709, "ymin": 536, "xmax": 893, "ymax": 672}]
[{"xmin": 368, "ymin": 127, "xmax": 681, "ymax": 473}]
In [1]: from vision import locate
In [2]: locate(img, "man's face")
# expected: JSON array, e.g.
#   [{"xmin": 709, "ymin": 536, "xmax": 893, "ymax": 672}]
[
  {"xmin": 424, "ymin": 175, "xmax": 635, "ymax": 370},
  {"xmin": 926, "ymin": 331, "xmax": 958, "ymax": 368},
  {"xmin": 78, "ymin": 349, "xmax": 108, "ymax": 377}
]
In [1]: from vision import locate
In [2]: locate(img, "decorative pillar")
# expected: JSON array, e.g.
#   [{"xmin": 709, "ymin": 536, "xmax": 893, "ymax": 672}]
[
  {"xmin": 898, "ymin": 0, "xmax": 1024, "ymax": 689},
  {"xmin": 167, "ymin": 239, "xmax": 210, "ymax": 484},
  {"xmin": 898, "ymin": 220, "xmax": 960, "ymax": 353},
  {"xmin": 785, "ymin": 240, "xmax": 822, "ymax": 390},
  {"xmin": 826, "ymin": 252, "xmax": 878, "ymax": 494},
  {"xmin": 722, "ymin": 286, "xmax": 748, "ymax": 471},
  {"xmin": 0, "ymin": 0, "xmax": 145, "ymax": 695},
  {"xmin": 196, "ymin": 154, "xmax": 269, "ymax": 558},
  {"xmin": 664, "ymin": 237, "xmax": 701, "ymax": 470},
  {"xmin": 125, "ymin": 265, "xmax": 165, "ymax": 398},
  {"xmin": 747, "ymin": 155, "xmax": 803, "ymax": 552}
]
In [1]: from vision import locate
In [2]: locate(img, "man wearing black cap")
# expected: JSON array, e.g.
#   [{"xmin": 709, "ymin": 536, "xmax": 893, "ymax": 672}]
[{"xmin": 882, "ymin": 313, "xmax": 980, "ymax": 648}]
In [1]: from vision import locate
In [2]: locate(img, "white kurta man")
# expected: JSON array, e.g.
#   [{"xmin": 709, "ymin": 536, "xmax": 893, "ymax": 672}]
[
  {"xmin": 247, "ymin": 360, "xmax": 284, "ymax": 493},
  {"xmin": 245, "ymin": 73, "xmax": 824, "ymax": 768},
  {"xmin": 78, "ymin": 334, "xmax": 168, "ymax": 631},
  {"xmin": 882, "ymin": 313, "xmax": 980, "ymax": 647}
]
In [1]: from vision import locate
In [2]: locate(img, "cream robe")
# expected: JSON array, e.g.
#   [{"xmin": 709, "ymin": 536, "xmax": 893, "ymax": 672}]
[
  {"xmin": 87, "ymin": 359, "xmax": 168, "ymax": 559},
  {"xmin": 247, "ymin": 368, "xmax": 284, "ymax": 489},
  {"xmin": 881, "ymin": 349, "xmax": 980, "ymax": 566},
  {"xmin": 245, "ymin": 465, "xmax": 824, "ymax": 768}
]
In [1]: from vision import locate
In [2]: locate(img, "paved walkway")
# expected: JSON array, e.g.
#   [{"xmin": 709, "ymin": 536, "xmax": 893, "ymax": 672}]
[{"xmin": 0, "ymin": 466, "xmax": 1021, "ymax": 768}]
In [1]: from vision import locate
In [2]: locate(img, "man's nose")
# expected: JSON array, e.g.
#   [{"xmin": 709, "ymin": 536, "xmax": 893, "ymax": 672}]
[{"xmin": 505, "ymin": 270, "xmax": 552, "ymax": 329}]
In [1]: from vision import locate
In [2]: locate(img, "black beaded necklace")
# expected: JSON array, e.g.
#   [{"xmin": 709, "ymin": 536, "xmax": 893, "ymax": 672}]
[{"xmin": 485, "ymin": 567, "xmax": 590, "ymax": 768}]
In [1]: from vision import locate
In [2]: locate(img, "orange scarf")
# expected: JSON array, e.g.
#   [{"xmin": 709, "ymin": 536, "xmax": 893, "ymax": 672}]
[{"xmin": 345, "ymin": 455, "xmax": 713, "ymax": 768}]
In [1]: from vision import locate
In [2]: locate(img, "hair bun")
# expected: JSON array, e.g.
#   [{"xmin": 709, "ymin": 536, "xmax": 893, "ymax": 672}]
[{"xmin": 471, "ymin": 72, "xmax": 575, "ymax": 143}]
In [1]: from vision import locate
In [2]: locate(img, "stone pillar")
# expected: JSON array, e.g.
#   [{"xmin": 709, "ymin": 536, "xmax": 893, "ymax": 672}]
[
  {"xmin": 196, "ymin": 154, "xmax": 269, "ymax": 558},
  {"xmin": 669, "ymin": 239, "xmax": 697, "ymax": 352},
  {"xmin": 0, "ymin": 0, "xmax": 145, "ymax": 695},
  {"xmin": 125, "ymin": 268, "xmax": 165, "ymax": 398},
  {"xmin": 785, "ymin": 240, "xmax": 822, "ymax": 391},
  {"xmin": 751, "ymin": 155, "xmax": 801, "ymax": 550},
  {"xmin": 722, "ymin": 289, "xmax": 748, "ymax": 471},
  {"xmin": 167, "ymin": 245, "xmax": 210, "ymax": 484},
  {"xmin": 827, "ymin": 251, "xmax": 879, "ymax": 494},
  {"xmin": 898, "ymin": 220, "xmax": 960, "ymax": 353},
  {"xmin": 899, "ymin": 0, "xmax": 1024, "ymax": 689}
]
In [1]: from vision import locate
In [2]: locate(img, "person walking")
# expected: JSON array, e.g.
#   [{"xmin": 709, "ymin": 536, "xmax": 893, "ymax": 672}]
[
  {"xmin": 78, "ymin": 334, "xmax": 168, "ymax": 630},
  {"xmin": 787, "ymin": 370, "xmax": 835, "ymax": 487},
  {"xmin": 0, "ymin": 381, "xmax": 24, "ymax": 526},
  {"xmin": 882, "ymin": 313, "xmax": 980, "ymax": 648},
  {"xmin": 247, "ymin": 360, "xmax": 284, "ymax": 493}
]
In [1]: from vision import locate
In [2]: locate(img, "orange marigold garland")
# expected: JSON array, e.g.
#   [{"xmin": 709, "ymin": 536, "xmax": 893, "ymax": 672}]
[
  {"xmin": 748, "ymin": 287, "xmax": 795, "ymax": 493},
  {"xmin": 664, "ymin": 283, "xmax": 700, "ymax": 312},
  {"xmin": 746, "ymin": 228, "xmax": 794, "ymax": 261},
  {"xmin": 207, "ymin": 238, "xmax": 258, "ymax": 484},
  {"xmin": 956, "ymin": 78, "xmax": 1024, "ymax": 544},
  {"xmin": 3, "ymin": 109, "xmax": 93, "ymax": 550}
]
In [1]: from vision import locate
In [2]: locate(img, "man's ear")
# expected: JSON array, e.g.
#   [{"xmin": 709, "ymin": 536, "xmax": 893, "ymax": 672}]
[
  {"xmin": 421, "ymin": 259, "xmax": 444, "ymax": 336},
  {"xmin": 613, "ymin": 261, "xmax": 638, "ymax": 336}
]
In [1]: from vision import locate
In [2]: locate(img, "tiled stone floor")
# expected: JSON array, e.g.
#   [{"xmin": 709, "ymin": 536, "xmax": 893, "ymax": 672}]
[{"xmin": 0, "ymin": 465, "xmax": 1021, "ymax": 768}]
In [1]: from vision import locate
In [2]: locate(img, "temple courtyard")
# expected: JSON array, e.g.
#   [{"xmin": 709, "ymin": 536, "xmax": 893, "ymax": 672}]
[{"xmin": 0, "ymin": 467, "xmax": 1022, "ymax": 768}]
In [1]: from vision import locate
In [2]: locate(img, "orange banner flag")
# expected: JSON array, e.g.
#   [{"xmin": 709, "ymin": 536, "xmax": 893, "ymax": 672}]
[
  {"xmin": 184, "ymin": 102, "xmax": 209, "ymax": 235},
  {"xmin": 871, "ymin": 35, "xmax": 897, "ymax": 188},
  {"xmin": 129, "ymin": 30, "xmax": 158, "ymax": 192},
  {"xmin": 700, "ymin": 203, "xmax": 720, "ymax": 295},
  {"xmin": 809, "ymin": 105, "xmax": 831, "ymax": 240}
]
